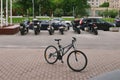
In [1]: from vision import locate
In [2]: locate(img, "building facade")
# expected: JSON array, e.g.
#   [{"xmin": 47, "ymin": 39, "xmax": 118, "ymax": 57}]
[
  {"xmin": 109, "ymin": 0, "xmax": 120, "ymax": 8},
  {"xmin": 87, "ymin": 0, "xmax": 120, "ymax": 16},
  {"xmin": 88, "ymin": 0, "xmax": 109, "ymax": 7},
  {"xmin": 88, "ymin": 0, "xmax": 120, "ymax": 8}
]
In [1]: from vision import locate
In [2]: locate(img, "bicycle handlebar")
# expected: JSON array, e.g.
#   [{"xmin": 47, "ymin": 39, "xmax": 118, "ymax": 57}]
[{"xmin": 72, "ymin": 37, "xmax": 76, "ymax": 42}]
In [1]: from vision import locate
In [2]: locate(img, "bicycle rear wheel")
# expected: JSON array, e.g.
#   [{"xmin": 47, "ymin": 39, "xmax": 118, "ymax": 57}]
[
  {"xmin": 44, "ymin": 45, "xmax": 58, "ymax": 64},
  {"xmin": 67, "ymin": 50, "xmax": 88, "ymax": 72}
]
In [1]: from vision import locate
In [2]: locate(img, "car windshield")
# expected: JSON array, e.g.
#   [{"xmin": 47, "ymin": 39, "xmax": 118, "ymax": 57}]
[
  {"xmin": 52, "ymin": 18, "xmax": 63, "ymax": 21},
  {"xmin": 97, "ymin": 19, "xmax": 106, "ymax": 23}
]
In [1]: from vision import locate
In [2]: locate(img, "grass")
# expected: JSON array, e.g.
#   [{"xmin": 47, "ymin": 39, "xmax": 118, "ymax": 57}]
[{"xmin": 8, "ymin": 17, "xmax": 115, "ymax": 24}]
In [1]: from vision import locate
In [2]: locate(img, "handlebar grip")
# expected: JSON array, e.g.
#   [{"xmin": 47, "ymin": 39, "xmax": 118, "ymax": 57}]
[{"xmin": 72, "ymin": 37, "xmax": 76, "ymax": 41}]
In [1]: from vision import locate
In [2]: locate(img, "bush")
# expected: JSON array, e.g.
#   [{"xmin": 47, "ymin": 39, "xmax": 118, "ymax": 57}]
[
  {"xmin": 98, "ymin": 9, "xmax": 118, "ymax": 18},
  {"xmin": 54, "ymin": 8, "xmax": 64, "ymax": 17}
]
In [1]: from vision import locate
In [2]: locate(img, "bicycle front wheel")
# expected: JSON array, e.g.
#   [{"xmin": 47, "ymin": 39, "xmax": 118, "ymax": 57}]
[
  {"xmin": 44, "ymin": 45, "xmax": 58, "ymax": 64},
  {"xmin": 67, "ymin": 50, "xmax": 88, "ymax": 72}
]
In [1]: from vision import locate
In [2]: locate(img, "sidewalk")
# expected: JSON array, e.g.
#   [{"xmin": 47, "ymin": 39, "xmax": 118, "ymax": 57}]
[
  {"xmin": 0, "ymin": 48, "xmax": 120, "ymax": 80},
  {"xmin": 89, "ymin": 69, "xmax": 120, "ymax": 80}
]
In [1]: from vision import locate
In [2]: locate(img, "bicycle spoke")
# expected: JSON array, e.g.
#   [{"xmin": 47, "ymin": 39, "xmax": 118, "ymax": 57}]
[
  {"xmin": 67, "ymin": 50, "xmax": 87, "ymax": 72},
  {"xmin": 44, "ymin": 46, "xmax": 58, "ymax": 64}
]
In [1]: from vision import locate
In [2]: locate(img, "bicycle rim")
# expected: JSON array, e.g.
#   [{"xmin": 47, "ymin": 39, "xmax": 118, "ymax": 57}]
[
  {"xmin": 44, "ymin": 45, "xmax": 58, "ymax": 64},
  {"xmin": 67, "ymin": 50, "xmax": 88, "ymax": 72}
]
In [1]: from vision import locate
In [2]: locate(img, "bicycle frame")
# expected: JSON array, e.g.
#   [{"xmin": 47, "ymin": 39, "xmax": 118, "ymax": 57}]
[{"xmin": 57, "ymin": 42, "xmax": 76, "ymax": 57}]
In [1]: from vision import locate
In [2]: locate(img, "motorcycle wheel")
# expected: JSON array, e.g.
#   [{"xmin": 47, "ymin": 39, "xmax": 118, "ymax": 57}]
[
  {"xmin": 27, "ymin": 28, "xmax": 29, "ymax": 33},
  {"xmin": 61, "ymin": 30, "xmax": 64, "ymax": 35},
  {"xmin": 35, "ymin": 30, "xmax": 38, "ymax": 35},
  {"xmin": 94, "ymin": 29, "xmax": 98, "ymax": 35},
  {"xmin": 77, "ymin": 29, "xmax": 81, "ymax": 34},
  {"xmin": 20, "ymin": 31, "xmax": 25, "ymax": 35},
  {"xmin": 49, "ymin": 30, "xmax": 52, "ymax": 35}
]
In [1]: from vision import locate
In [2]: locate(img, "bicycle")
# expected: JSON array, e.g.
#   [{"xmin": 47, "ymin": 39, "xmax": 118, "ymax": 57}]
[{"xmin": 44, "ymin": 37, "xmax": 88, "ymax": 72}]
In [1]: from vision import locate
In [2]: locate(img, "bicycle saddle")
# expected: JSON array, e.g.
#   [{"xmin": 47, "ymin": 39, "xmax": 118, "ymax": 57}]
[{"xmin": 54, "ymin": 39, "xmax": 61, "ymax": 41}]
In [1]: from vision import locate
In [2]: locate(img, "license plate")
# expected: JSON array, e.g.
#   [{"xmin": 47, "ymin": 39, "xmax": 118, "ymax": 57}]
[
  {"xmin": 77, "ymin": 26, "xmax": 80, "ymax": 28},
  {"xmin": 20, "ymin": 26, "xmax": 23, "ymax": 29},
  {"xmin": 47, "ymin": 28, "xmax": 50, "ymax": 30},
  {"xmin": 59, "ymin": 26, "xmax": 64, "ymax": 29},
  {"xmin": 34, "ymin": 26, "xmax": 37, "ymax": 28},
  {"xmin": 94, "ymin": 27, "xmax": 97, "ymax": 29}
]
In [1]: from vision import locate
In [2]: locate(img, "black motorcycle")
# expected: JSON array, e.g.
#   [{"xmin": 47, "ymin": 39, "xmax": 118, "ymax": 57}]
[
  {"xmin": 85, "ymin": 23, "xmax": 98, "ymax": 35},
  {"xmin": 47, "ymin": 25, "xmax": 54, "ymax": 35},
  {"xmin": 19, "ymin": 20, "xmax": 30, "ymax": 35},
  {"xmin": 74, "ymin": 25, "xmax": 81, "ymax": 34},
  {"xmin": 71, "ymin": 20, "xmax": 81, "ymax": 34},
  {"xmin": 32, "ymin": 19, "xmax": 41, "ymax": 35},
  {"xmin": 51, "ymin": 22, "xmax": 65, "ymax": 35},
  {"xmin": 58, "ymin": 25, "xmax": 65, "ymax": 35}
]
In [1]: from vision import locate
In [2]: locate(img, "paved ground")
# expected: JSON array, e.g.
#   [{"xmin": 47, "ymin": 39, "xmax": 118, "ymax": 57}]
[
  {"xmin": 0, "ymin": 28, "xmax": 120, "ymax": 80},
  {"xmin": 0, "ymin": 49, "xmax": 120, "ymax": 80}
]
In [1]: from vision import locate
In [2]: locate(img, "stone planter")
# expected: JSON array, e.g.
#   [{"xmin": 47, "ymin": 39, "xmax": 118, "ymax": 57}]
[
  {"xmin": 109, "ymin": 27, "xmax": 119, "ymax": 32},
  {"xmin": 0, "ymin": 25, "xmax": 19, "ymax": 35}
]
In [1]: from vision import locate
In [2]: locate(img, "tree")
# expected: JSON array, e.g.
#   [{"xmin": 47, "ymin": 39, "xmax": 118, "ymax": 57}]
[
  {"xmin": 99, "ymin": 2, "xmax": 109, "ymax": 7},
  {"xmin": 12, "ymin": 0, "xmax": 90, "ymax": 17},
  {"xmin": 54, "ymin": 8, "xmax": 63, "ymax": 17},
  {"xmin": 98, "ymin": 9, "xmax": 118, "ymax": 18},
  {"xmin": 74, "ymin": 0, "xmax": 90, "ymax": 17}
]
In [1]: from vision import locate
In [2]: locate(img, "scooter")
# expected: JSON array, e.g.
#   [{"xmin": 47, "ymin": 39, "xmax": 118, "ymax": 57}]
[
  {"xmin": 19, "ymin": 20, "xmax": 30, "ymax": 35},
  {"xmin": 58, "ymin": 25, "xmax": 65, "ymax": 35},
  {"xmin": 47, "ymin": 25, "xmax": 54, "ymax": 35},
  {"xmin": 32, "ymin": 19, "xmax": 41, "ymax": 35},
  {"xmin": 74, "ymin": 25, "xmax": 81, "ymax": 34},
  {"xmin": 85, "ymin": 23, "xmax": 98, "ymax": 35},
  {"xmin": 72, "ymin": 20, "xmax": 81, "ymax": 34}
]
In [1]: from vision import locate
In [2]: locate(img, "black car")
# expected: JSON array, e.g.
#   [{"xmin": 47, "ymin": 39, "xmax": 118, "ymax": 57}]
[
  {"xmin": 114, "ymin": 18, "xmax": 120, "ymax": 27},
  {"xmin": 40, "ymin": 20, "xmax": 49, "ymax": 30},
  {"xmin": 79, "ymin": 18, "xmax": 115, "ymax": 31}
]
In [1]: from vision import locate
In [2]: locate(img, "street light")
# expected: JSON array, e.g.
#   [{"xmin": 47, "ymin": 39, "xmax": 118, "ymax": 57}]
[
  {"xmin": 6, "ymin": 0, "xmax": 8, "ymax": 26},
  {"xmin": 10, "ymin": 0, "xmax": 12, "ymax": 25},
  {"xmin": 1, "ymin": 0, "xmax": 3, "ymax": 28},
  {"xmin": 32, "ymin": 0, "xmax": 35, "ymax": 18}
]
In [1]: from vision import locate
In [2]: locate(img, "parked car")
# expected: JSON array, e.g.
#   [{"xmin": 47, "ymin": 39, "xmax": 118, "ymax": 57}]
[
  {"xmin": 40, "ymin": 20, "xmax": 49, "ymax": 30},
  {"xmin": 79, "ymin": 18, "xmax": 115, "ymax": 31},
  {"xmin": 51, "ymin": 18, "xmax": 71, "ymax": 30},
  {"xmin": 114, "ymin": 18, "xmax": 120, "ymax": 27}
]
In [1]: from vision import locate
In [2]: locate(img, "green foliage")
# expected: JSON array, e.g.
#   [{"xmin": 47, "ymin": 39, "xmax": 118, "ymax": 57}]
[
  {"xmin": 99, "ymin": 2, "xmax": 109, "ymax": 7},
  {"xmin": 54, "ymin": 8, "xmax": 64, "ymax": 17},
  {"xmin": 98, "ymin": 9, "xmax": 118, "ymax": 18},
  {"xmin": 12, "ymin": 0, "xmax": 89, "ymax": 17}
]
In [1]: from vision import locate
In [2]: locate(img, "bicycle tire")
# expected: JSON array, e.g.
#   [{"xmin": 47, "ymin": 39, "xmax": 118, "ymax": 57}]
[
  {"xmin": 44, "ymin": 45, "xmax": 58, "ymax": 64},
  {"xmin": 67, "ymin": 50, "xmax": 88, "ymax": 72}
]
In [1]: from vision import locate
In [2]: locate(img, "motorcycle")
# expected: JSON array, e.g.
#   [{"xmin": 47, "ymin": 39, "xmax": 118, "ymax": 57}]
[
  {"xmin": 71, "ymin": 20, "xmax": 81, "ymax": 34},
  {"xmin": 74, "ymin": 25, "xmax": 81, "ymax": 34},
  {"xmin": 47, "ymin": 25, "xmax": 54, "ymax": 35},
  {"xmin": 19, "ymin": 20, "xmax": 30, "ymax": 35},
  {"xmin": 84, "ymin": 23, "xmax": 98, "ymax": 35},
  {"xmin": 58, "ymin": 25, "xmax": 65, "ymax": 35},
  {"xmin": 32, "ymin": 19, "xmax": 41, "ymax": 35}
]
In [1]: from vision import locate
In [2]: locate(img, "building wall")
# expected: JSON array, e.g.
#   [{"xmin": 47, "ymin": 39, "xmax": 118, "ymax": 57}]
[
  {"xmin": 87, "ymin": 0, "xmax": 120, "ymax": 17},
  {"xmin": 88, "ymin": 0, "xmax": 109, "ymax": 7},
  {"xmin": 109, "ymin": 0, "xmax": 120, "ymax": 8}
]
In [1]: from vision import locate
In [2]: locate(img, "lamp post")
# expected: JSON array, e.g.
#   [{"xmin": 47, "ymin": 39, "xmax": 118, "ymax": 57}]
[
  {"xmin": 10, "ymin": 0, "xmax": 12, "ymax": 25},
  {"xmin": 32, "ymin": 0, "xmax": 35, "ymax": 18},
  {"xmin": 72, "ymin": 3, "xmax": 75, "ymax": 18},
  {"xmin": 6, "ymin": 0, "xmax": 8, "ymax": 26},
  {"xmin": 1, "ymin": 0, "xmax": 3, "ymax": 28}
]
